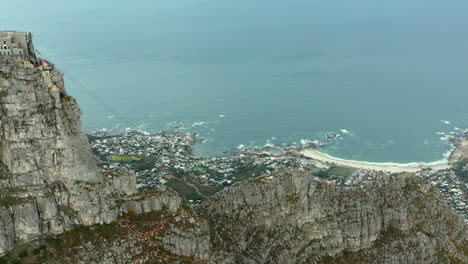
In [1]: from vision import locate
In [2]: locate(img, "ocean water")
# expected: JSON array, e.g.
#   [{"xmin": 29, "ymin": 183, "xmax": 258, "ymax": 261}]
[{"xmin": 4, "ymin": 0, "xmax": 468, "ymax": 163}]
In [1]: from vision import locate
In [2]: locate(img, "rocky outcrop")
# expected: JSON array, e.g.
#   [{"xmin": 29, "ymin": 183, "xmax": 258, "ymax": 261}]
[
  {"xmin": 0, "ymin": 57, "xmax": 123, "ymax": 253},
  {"xmin": 199, "ymin": 172, "xmax": 467, "ymax": 263},
  {"xmin": 42, "ymin": 193, "xmax": 211, "ymax": 264},
  {"xmin": 38, "ymin": 171, "xmax": 467, "ymax": 264},
  {"xmin": 0, "ymin": 57, "xmax": 208, "ymax": 258}
]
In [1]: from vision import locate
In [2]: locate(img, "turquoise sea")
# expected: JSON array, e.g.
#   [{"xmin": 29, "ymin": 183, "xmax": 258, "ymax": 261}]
[{"xmin": 4, "ymin": 0, "xmax": 468, "ymax": 163}]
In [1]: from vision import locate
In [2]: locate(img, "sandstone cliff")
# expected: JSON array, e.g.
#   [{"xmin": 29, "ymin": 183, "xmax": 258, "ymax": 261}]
[{"xmin": 1, "ymin": 56, "xmax": 467, "ymax": 264}]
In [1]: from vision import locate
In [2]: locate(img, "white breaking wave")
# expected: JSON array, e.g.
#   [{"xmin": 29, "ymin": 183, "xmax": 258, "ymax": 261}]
[
  {"xmin": 300, "ymin": 139, "xmax": 320, "ymax": 147},
  {"xmin": 441, "ymin": 120, "xmax": 451, "ymax": 125},
  {"xmin": 192, "ymin": 121, "xmax": 204, "ymax": 126},
  {"xmin": 436, "ymin": 132, "xmax": 446, "ymax": 135},
  {"xmin": 98, "ymin": 123, "xmax": 122, "ymax": 133},
  {"xmin": 264, "ymin": 140, "xmax": 275, "ymax": 148},
  {"xmin": 443, "ymin": 145, "xmax": 455, "ymax": 158},
  {"xmin": 340, "ymin": 129, "xmax": 350, "ymax": 134},
  {"xmin": 237, "ymin": 144, "xmax": 246, "ymax": 149},
  {"xmin": 218, "ymin": 114, "xmax": 225, "ymax": 118}
]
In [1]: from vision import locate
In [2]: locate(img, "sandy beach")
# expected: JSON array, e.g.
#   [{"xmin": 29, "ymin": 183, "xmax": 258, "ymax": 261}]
[{"xmin": 299, "ymin": 149, "xmax": 452, "ymax": 173}]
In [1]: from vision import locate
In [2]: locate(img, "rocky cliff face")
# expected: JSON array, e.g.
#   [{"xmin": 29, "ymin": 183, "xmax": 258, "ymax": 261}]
[
  {"xmin": 1, "ymin": 57, "xmax": 466, "ymax": 264},
  {"xmin": 0, "ymin": 57, "xmax": 128, "ymax": 253},
  {"xmin": 200, "ymin": 172, "xmax": 467, "ymax": 263},
  {"xmin": 33, "ymin": 171, "xmax": 467, "ymax": 264},
  {"xmin": 42, "ymin": 189, "xmax": 211, "ymax": 264},
  {"xmin": 0, "ymin": 57, "xmax": 208, "ymax": 259}
]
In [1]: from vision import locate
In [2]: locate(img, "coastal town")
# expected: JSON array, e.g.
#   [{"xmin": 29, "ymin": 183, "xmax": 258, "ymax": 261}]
[
  {"xmin": 88, "ymin": 129, "xmax": 468, "ymax": 221},
  {"xmin": 88, "ymin": 130, "xmax": 305, "ymax": 201}
]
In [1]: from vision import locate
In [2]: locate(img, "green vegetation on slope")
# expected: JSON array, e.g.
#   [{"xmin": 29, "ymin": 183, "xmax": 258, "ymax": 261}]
[
  {"xmin": 111, "ymin": 156, "xmax": 157, "ymax": 171},
  {"xmin": 0, "ymin": 162, "xmax": 11, "ymax": 180},
  {"xmin": 166, "ymin": 178, "xmax": 200, "ymax": 200},
  {"xmin": 0, "ymin": 223, "xmax": 121, "ymax": 264}
]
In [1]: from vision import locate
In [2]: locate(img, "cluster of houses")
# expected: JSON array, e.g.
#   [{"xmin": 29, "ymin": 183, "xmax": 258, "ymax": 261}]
[
  {"xmin": 89, "ymin": 130, "xmax": 196, "ymax": 158},
  {"xmin": 418, "ymin": 168, "xmax": 467, "ymax": 222},
  {"xmin": 337, "ymin": 170, "xmax": 379, "ymax": 187},
  {"xmin": 88, "ymin": 130, "xmax": 303, "ymax": 190},
  {"xmin": 89, "ymin": 130, "xmax": 196, "ymax": 189},
  {"xmin": 178, "ymin": 154, "xmax": 301, "ymax": 188}
]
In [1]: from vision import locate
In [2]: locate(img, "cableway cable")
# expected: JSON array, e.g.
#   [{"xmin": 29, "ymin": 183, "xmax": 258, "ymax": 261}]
[{"xmin": 35, "ymin": 49, "xmax": 131, "ymax": 129}]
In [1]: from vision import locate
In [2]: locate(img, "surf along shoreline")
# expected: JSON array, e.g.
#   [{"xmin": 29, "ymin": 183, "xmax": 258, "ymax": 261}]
[
  {"xmin": 298, "ymin": 133, "xmax": 467, "ymax": 173},
  {"xmin": 299, "ymin": 149, "xmax": 450, "ymax": 173}
]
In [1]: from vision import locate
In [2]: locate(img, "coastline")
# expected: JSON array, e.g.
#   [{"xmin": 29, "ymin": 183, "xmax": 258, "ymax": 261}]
[
  {"xmin": 91, "ymin": 126, "xmax": 467, "ymax": 174},
  {"xmin": 299, "ymin": 149, "xmax": 452, "ymax": 173},
  {"xmin": 298, "ymin": 131, "xmax": 468, "ymax": 174}
]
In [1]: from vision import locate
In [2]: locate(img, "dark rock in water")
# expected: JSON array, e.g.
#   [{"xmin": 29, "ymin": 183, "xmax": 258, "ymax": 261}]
[{"xmin": 326, "ymin": 133, "xmax": 338, "ymax": 139}]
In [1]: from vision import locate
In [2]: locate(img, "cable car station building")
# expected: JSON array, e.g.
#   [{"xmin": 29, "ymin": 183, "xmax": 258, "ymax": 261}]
[{"xmin": 0, "ymin": 31, "xmax": 36, "ymax": 57}]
